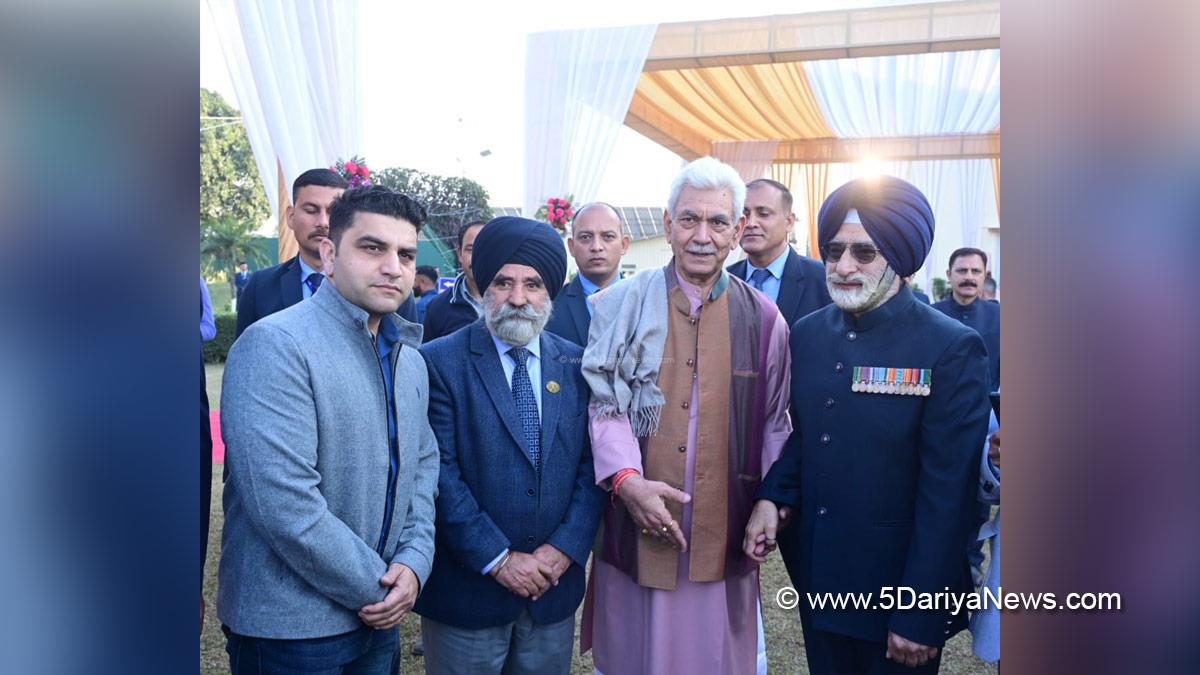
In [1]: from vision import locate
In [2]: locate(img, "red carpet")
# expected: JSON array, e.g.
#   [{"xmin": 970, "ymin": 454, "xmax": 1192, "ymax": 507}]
[{"xmin": 210, "ymin": 410, "xmax": 224, "ymax": 463}]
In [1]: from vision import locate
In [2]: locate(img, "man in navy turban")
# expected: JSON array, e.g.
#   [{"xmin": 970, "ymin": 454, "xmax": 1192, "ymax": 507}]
[
  {"xmin": 747, "ymin": 175, "xmax": 991, "ymax": 673},
  {"xmin": 471, "ymin": 216, "xmax": 568, "ymax": 304},
  {"xmin": 415, "ymin": 214, "xmax": 604, "ymax": 673},
  {"xmin": 817, "ymin": 175, "xmax": 935, "ymax": 280}
]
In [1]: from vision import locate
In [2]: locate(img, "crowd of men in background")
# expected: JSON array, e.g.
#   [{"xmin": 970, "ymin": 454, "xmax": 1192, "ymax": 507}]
[{"xmin": 202, "ymin": 156, "xmax": 1001, "ymax": 674}]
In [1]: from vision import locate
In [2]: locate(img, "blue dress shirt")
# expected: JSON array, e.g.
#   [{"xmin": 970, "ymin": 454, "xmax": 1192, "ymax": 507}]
[
  {"xmin": 297, "ymin": 257, "xmax": 321, "ymax": 300},
  {"xmin": 577, "ymin": 275, "xmax": 601, "ymax": 317},
  {"xmin": 373, "ymin": 315, "xmax": 402, "ymax": 556},
  {"xmin": 742, "ymin": 247, "xmax": 790, "ymax": 303}
]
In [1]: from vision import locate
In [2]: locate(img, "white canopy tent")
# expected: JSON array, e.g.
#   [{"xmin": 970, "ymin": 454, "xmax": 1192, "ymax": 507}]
[{"xmin": 524, "ymin": 0, "xmax": 1001, "ymax": 288}]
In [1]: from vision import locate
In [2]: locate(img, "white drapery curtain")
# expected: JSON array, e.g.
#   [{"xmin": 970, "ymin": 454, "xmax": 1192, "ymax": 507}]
[
  {"xmin": 803, "ymin": 49, "xmax": 999, "ymax": 138},
  {"xmin": 206, "ymin": 0, "xmax": 363, "ymax": 257},
  {"xmin": 524, "ymin": 24, "xmax": 657, "ymax": 218},
  {"xmin": 805, "ymin": 50, "xmax": 1000, "ymax": 293},
  {"xmin": 712, "ymin": 141, "xmax": 779, "ymax": 183}
]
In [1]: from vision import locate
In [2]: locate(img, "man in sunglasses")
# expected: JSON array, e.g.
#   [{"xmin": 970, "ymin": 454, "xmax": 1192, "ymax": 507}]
[{"xmin": 745, "ymin": 176, "xmax": 991, "ymax": 674}]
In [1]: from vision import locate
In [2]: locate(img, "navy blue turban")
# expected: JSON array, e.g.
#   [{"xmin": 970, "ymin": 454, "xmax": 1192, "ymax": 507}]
[
  {"xmin": 471, "ymin": 216, "xmax": 568, "ymax": 300},
  {"xmin": 816, "ymin": 176, "xmax": 935, "ymax": 278}
]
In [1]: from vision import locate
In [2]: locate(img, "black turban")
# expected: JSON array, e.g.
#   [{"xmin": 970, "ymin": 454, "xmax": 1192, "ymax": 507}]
[
  {"xmin": 816, "ymin": 175, "xmax": 935, "ymax": 278},
  {"xmin": 470, "ymin": 216, "xmax": 568, "ymax": 300}
]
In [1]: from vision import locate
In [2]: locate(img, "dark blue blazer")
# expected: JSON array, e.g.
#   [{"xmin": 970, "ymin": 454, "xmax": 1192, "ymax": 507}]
[
  {"xmin": 758, "ymin": 287, "xmax": 990, "ymax": 648},
  {"xmin": 414, "ymin": 321, "xmax": 605, "ymax": 628},
  {"xmin": 932, "ymin": 297, "xmax": 1000, "ymax": 391},
  {"xmin": 727, "ymin": 247, "xmax": 833, "ymax": 328},
  {"xmin": 235, "ymin": 255, "xmax": 415, "ymax": 338},
  {"xmin": 543, "ymin": 276, "xmax": 591, "ymax": 347}
]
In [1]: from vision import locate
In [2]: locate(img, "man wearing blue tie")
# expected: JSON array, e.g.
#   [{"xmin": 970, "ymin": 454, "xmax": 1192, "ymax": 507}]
[
  {"xmin": 237, "ymin": 168, "xmax": 416, "ymax": 338},
  {"xmin": 544, "ymin": 202, "xmax": 630, "ymax": 347},
  {"xmin": 727, "ymin": 179, "xmax": 832, "ymax": 329},
  {"xmin": 416, "ymin": 217, "xmax": 604, "ymax": 675}
]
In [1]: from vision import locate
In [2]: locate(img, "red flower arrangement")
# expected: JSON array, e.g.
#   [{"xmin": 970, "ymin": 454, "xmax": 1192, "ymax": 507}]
[
  {"xmin": 330, "ymin": 155, "xmax": 373, "ymax": 189},
  {"xmin": 535, "ymin": 195, "xmax": 575, "ymax": 233}
]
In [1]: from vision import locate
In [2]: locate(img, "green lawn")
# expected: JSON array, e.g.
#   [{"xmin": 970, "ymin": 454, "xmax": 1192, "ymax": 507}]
[{"xmin": 202, "ymin": 364, "xmax": 995, "ymax": 674}]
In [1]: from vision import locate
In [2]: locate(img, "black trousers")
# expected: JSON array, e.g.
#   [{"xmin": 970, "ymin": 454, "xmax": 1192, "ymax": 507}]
[{"xmin": 800, "ymin": 613, "xmax": 943, "ymax": 675}]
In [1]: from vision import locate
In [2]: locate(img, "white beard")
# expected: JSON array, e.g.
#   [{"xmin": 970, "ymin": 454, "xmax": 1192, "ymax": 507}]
[
  {"xmin": 484, "ymin": 294, "xmax": 553, "ymax": 346},
  {"xmin": 828, "ymin": 267, "xmax": 898, "ymax": 314}
]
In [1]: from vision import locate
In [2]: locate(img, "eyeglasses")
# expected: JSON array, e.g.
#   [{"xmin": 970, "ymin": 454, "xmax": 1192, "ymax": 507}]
[{"xmin": 820, "ymin": 242, "xmax": 881, "ymax": 265}]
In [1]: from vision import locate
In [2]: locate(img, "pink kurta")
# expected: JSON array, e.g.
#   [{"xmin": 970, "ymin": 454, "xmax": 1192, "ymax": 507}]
[{"xmin": 583, "ymin": 275, "xmax": 792, "ymax": 675}]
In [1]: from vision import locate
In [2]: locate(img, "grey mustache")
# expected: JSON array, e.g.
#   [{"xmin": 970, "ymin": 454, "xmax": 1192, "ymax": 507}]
[{"xmin": 495, "ymin": 303, "xmax": 540, "ymax": 320}]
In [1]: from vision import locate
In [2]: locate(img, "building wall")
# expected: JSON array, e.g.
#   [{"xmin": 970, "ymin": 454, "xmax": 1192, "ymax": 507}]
[{"xmin": 621, "ymin": 237, "xmax": 673, "ymax": 275}]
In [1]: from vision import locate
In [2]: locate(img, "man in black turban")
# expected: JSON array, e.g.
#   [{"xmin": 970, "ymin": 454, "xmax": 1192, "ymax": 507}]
[
  {"xmin": 415, "ymin": 215, "xmax": 603, "ymax": 674},
  {"xmin": 747, "ymin": 175, "xmax": 991, "ymax": 674}
]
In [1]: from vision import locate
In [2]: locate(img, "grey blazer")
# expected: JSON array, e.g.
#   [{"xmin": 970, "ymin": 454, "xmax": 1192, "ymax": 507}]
[{"xmin": 218, "ymin": 282, "xmax": 439, "ymax": 639}]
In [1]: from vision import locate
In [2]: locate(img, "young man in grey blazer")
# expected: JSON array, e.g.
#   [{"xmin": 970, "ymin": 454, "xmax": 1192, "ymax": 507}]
[{"xmin": 219, "ymin": 186, "xmax": 439, "ymax": 674}]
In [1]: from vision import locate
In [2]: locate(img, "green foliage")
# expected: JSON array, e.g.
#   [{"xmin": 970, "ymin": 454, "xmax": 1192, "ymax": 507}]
[
  {"xmin": 931, "ymin": 276, "xmax": 949, "ymax": 301},
  {"xmin": 201, "ymin": 88, "xmax": 270, "ymax": 226},
  {"xmin": 202, "ymin": 219, "xmax": 271, "ymax": 298},
  {"xmin": 372, "ymin": 167, "xmax": 493, "ymax": 269},
  {"xmin": 203, "ymin": 313, "xmax": 238, "ymax": 363}
]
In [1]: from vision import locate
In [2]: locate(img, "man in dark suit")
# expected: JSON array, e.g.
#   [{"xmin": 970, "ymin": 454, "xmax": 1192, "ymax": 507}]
[
  {"xmin": 422, "ymin": 220, "xmax": 485, "ymax": 343},
  {"xmin": 746, "ymin": 177, "xmax": 990, "ymax": 674},
  {"xmin": 234, "ymin": 262, "xmax": 251, "ymax": 303},
  {"xmin": 932, "ymin": 247, "xmax": 999, "ymax": 391},
  {"xmin": 931, "ymin": 247, "xmax": 1000, "ymax": 586},
  {"xmin": 236, "ymin": 169, "xmax": 415, "ymax": 338},
  {"xmin": 544, "ymin": 202, "xmax": 629, "ymax": 347},
  {"xmin": 727, "ymin": 178, "xmax": 833, "ymax": 595},
  {"xmin": 416, "ymin": 217, "xmax": 604, "ymax": 675},
  {"xmin": 728, "ymin": 179, "xmax": 832, "ymax": 328}
]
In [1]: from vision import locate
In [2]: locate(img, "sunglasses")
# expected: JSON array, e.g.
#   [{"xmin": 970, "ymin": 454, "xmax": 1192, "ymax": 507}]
[{"xmin": 821, "ymin": 242, "xmax": 881, "ymax": 264}]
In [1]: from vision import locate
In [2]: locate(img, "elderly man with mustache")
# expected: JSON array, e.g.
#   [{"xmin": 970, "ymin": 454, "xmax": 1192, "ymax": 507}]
[
  {"xmin": 580, "ymin": 157, "xmax": 793, "ymax": 675},
  {"xmin": 745, "ymin": 176, "xmax": 991, "ymax": 674},
  {"xmin": 415, "ymin": 217, "xmax": 604, "ymax": 675}
]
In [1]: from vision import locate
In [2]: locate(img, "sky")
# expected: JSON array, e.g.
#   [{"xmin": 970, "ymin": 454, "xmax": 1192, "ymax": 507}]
[{"xmin": 199, "ymin": 0, "xmax": 925, "ymax": 209}]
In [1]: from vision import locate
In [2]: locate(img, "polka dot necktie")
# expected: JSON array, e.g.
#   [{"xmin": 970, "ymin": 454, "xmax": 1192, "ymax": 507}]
[{"xmin": 508, "ymin": 347, "xmax": 541, "ymax": 470}]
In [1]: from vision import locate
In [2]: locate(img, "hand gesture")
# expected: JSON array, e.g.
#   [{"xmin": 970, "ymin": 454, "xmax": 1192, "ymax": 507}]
[
  {"xmin": 886, "ymin": 631, "xmax": 939, "ymax": 668},
  {"xmin": 743, "ymin": 500, "xmax": 787, "ymax": 562},
  {"xmin": 617, "ymin": 474, "xmax": 691, "ymax": 551},
  {"xmin": 490, "ymin": 551, "xmax": 554, "ymax": 599},
  {"xmin": 531, "ymin": 544, "xmax": 571, "ymax": 587},
  {"xmin": 359, "ymin": 563, "xmax": 418, "ymax": 629}
]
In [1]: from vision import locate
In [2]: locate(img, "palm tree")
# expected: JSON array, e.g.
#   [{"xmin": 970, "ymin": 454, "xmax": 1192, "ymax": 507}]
[{"xmin": 202, "ymin": 218, "xmax": 269, "ymax": 299}]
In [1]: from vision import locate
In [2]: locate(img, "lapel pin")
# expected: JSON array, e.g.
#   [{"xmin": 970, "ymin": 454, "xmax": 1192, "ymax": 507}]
[{"xmin": 546, "ymin": 381, "xmax": 560, "ymax": 394}]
